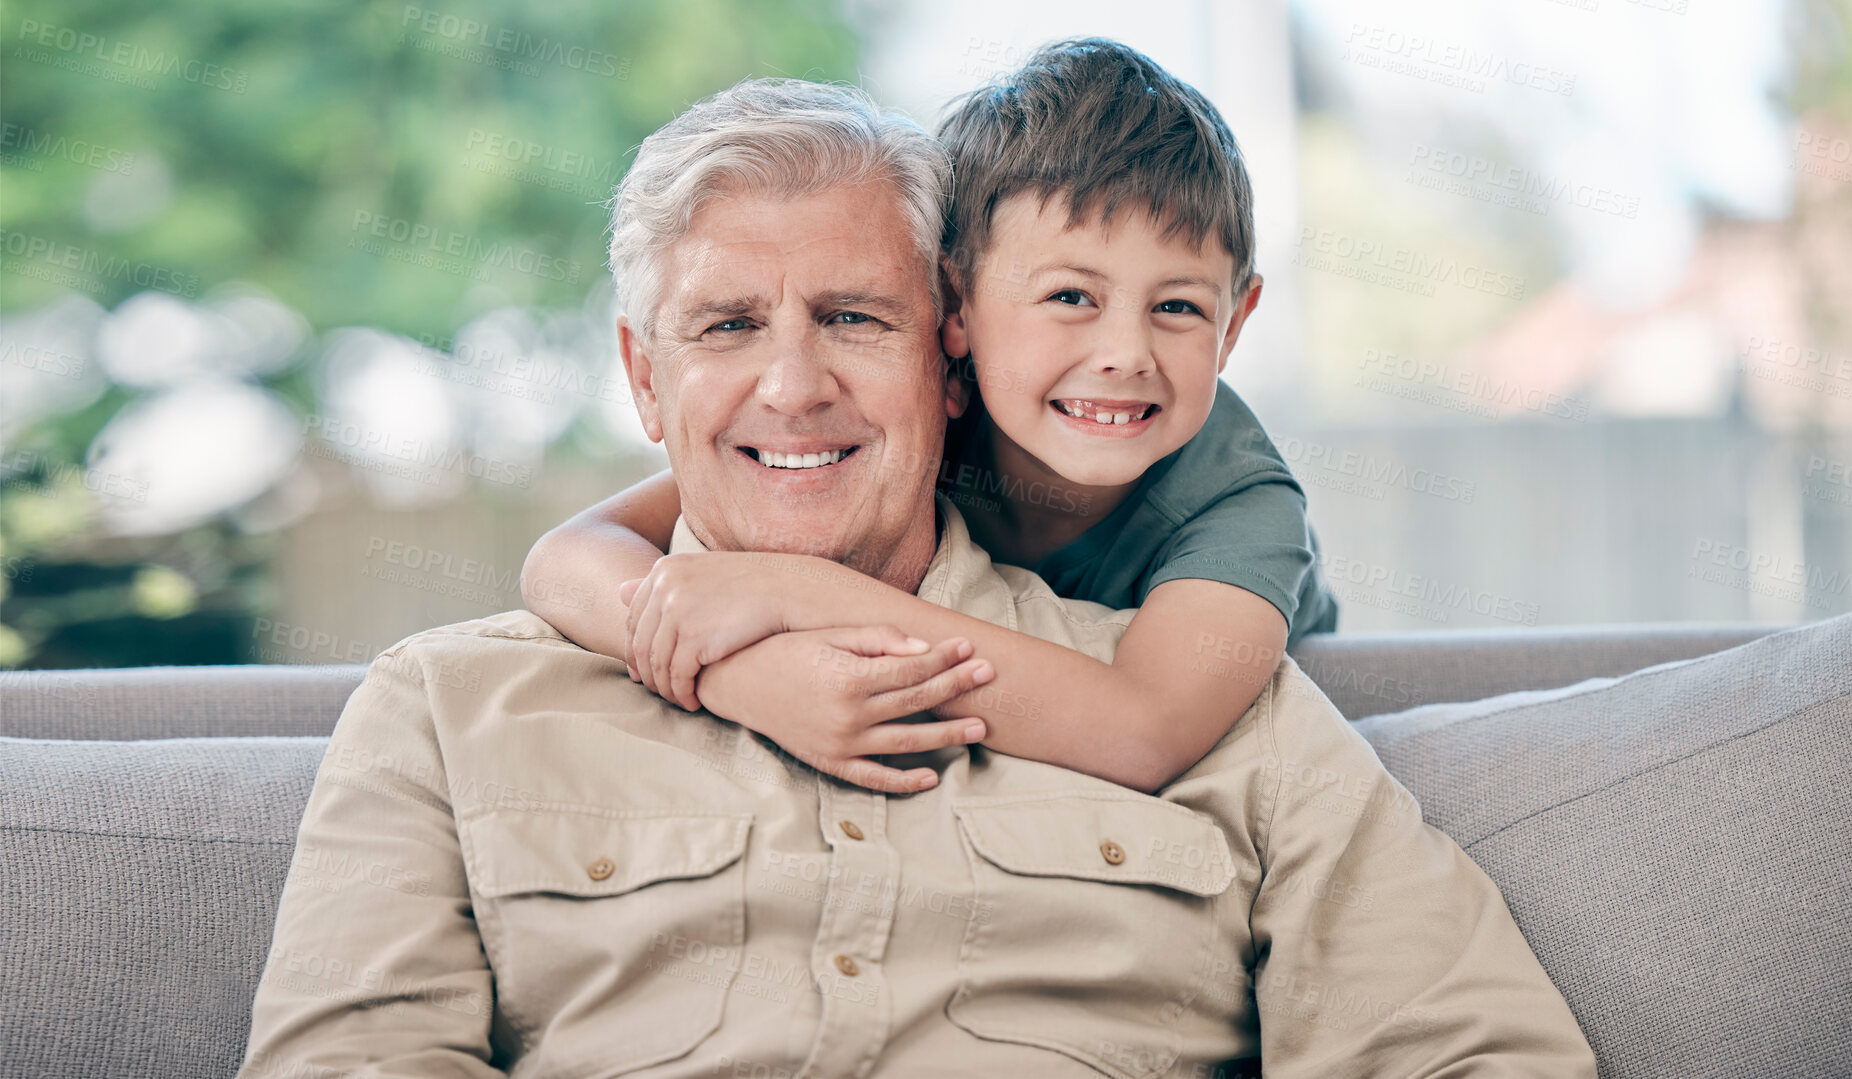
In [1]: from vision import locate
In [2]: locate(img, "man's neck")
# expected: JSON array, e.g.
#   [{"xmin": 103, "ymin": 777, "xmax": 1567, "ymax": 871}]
[{"xmin": 842, "ymin": 499, "xmax": 942, "ymax": 595}]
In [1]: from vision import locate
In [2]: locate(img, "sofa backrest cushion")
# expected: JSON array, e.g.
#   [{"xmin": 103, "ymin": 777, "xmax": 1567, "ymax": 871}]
[
  {"xmin": 1355, "ymin": 613, "xmax": 1852, "ymax": 1079},
  {"xmin": 1291, "ymin": 621, "xmax": 1777, "ymax": 720},
  {"xmin": 0, "ymin": 736, "xmax": 322, "ymax": 1079},
  {"xmin": 0, "ymin": 623, "xmax": 1781, "ymax": 741},
  {"xmin": 0, "ymin": 664, "xmax": 366, "ymax": 740}
]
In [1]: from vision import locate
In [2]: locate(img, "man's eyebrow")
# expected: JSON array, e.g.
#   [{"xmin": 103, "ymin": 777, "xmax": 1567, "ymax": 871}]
[
  {"xmin": 812, "ymin": 289, "xmax": 913, "ymax": 315},
  {"xmin": 678, "ymin": 296, "xmax": 763, "ymax": 323}
]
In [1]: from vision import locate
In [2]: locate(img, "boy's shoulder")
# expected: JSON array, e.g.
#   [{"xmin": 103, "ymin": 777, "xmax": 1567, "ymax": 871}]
[{"xmin": 1146, "ymin": 379, "xmax": 1296, "ymax": 517}]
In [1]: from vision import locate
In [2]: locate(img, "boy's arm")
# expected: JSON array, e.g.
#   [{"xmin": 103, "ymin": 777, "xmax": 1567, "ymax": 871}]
[
  {"xmin": 627, "ymin": 553, "xmax": 1283, "ymax": 793},
  {"xmin": 519, "ymin": 467, "xmax": 681, "ymax": 664},
  {"xmin": 790, "ymin": 568, "xmax": 1283, "ymax": 793}
]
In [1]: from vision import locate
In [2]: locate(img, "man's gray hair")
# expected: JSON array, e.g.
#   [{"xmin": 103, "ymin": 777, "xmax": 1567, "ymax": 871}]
[{"xmin": 608, "ymin": 78, "xmax": 951, "ymax": 341}]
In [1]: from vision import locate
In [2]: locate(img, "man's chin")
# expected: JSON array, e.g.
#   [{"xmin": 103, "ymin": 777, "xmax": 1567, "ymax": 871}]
[{"xmin": 740, "ymin": 526, "xmax": 859, "ymax": 567}]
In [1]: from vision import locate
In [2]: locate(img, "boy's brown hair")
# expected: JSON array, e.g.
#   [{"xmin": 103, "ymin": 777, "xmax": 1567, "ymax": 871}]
[{"xmin": 936, "ymin": 38, "xmax": 1257, "ymax": 295}]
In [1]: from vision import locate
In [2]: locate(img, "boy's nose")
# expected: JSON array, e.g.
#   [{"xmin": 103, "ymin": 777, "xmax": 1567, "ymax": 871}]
[{"xmin": 1091, "ymin": 320, "xmax": 1158, "ymax": 378}]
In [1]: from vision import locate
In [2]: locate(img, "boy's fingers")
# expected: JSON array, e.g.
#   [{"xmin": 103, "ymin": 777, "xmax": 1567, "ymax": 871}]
[
  {"xmin": 629, "ymin": 600, "xmax": 664, "ymax": 694},
  {"xmin": 828, "ymin": 624, "xmax": 932, "ymax": 658},
  {"xmin": 862, "ymin": 638, "xmax": 972, "ymax": 694},
  {"xmin": 868, "ymin": 655, "xmax": 993, "ymax": 717},
  {"xmin": 648, "ymin": 620, "xmax": 678, "ymax": 703},
  {"xmin": 617, "ymin": 578, "xmax": 643, "ymax": 605},
  {"xmin": 624, "ymin": 575, "xmax": 655, "ymax": 640},
  {"xmin": 827, "ymin": 756, "xmax": 940, "ymax": 795},
  {"xmin": 856, "ymin": 718, "xmax": 986, "ymax": 757},
  {"xmin": 667, "ymin": 643, "xmax": 704, "ymax": 711}
]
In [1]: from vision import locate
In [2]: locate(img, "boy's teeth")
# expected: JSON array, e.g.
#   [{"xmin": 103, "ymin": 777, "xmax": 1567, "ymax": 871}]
[
  {"xmin": 1056, "ymin": 399, "xmax": 1150, "ymax": 424},
  {"xmin": 758, "ymin": 448, "xmax": 847, "ymax": 469}
]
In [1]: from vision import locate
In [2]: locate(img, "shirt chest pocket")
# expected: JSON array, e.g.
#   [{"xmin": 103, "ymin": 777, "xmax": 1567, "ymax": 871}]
[
  {"xmin": 946, "ymin": 793, "xmax": 1237, "ymax": 1079},
  {"xmin": 461, "ymin": 808, "xmax": 753, "ymax": 1077}
]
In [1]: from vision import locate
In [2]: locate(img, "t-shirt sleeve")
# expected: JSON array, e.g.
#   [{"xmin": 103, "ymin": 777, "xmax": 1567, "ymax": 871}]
[{"xmin": 1142, "ymin": 476, "xmax": 1320, "ymax": 634}]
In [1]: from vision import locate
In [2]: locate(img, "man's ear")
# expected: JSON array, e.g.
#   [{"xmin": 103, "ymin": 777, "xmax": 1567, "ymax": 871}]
[
  {"xmin": 617, "ymin": 316, "xmax": 666, "ymax": 443},
  {"xmin": 1215, "ymin": 273, "xmax": 1264, "ymax": 376},
  {"xmin": 938, "ymin": 255, "xmax": 972, "ymax": 362}
]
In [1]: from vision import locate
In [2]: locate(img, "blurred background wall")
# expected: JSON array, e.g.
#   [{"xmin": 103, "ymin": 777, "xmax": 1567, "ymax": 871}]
[{"xmin": 2, "ymin": 0, "xmax": 1848, "ymax": 668}]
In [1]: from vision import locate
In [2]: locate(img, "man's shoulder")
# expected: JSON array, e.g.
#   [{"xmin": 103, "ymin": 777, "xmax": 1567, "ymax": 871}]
[
  {"xmin": 1155, "ymin": 381, "xmax": 1295, "ymax": 515},
  {"xmin": 370, "ymin": 610, "xmax": 614, "ymax": 688},
  {"xmin": 1176, "ymin": 655, "xmax": 1365, "ymax": 782},
  {"xmin": 353, "ymin": 610, "xmax": 680, "ymax": 743},
  {"xmin": 992, "ymin": 563, "xmax": 1134, "ymax": 628},
  {"xmin": 372, "ymin": 609, "xmax": 590, "ymax": 667}
]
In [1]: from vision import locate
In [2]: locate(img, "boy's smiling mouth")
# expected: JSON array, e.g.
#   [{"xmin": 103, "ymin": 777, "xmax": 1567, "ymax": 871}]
[{"xmin": 1049, "ymin": 398, "xmax": 1161, "ymax": 427}]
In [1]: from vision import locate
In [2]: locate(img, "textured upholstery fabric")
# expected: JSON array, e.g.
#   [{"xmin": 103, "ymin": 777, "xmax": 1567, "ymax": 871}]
[
  {"xmin": 1292, "ymin": 621, "xmax": 1779, "ymax": 720},
  {"xmin": 1355, "ymin": 614, "xmax": 1852, "ymax": 1079},
  {"xmin": 0, "ymin": 737, "xmax": 322, "ymax": 1079},
  {"xmin": 0, "ymin": 622, "xmax": 1779, "ymax": 742},
  {"xmin": 0, "ymin": 664, "xmax": 367, "ymax": 740},
  {"xmin": 0, "ymin": 620, "xmax": 1837, "ymax": 1079}
]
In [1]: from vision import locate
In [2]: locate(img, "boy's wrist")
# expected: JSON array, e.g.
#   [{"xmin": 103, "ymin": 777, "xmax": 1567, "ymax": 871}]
[
  {"xmin": 691, "ymin": 645, "xmax": 746, "ymax": 719},
  {"xmin": 731, "ymin": 551, "xmax": 846, "ymax": 630}
]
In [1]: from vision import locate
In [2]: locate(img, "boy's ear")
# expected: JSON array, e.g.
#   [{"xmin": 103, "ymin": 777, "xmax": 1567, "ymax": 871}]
[
  {"xmin": 938, "ymin": 255, "xmax": 972, "ymax": 362},
  {"xmin": 942, "ymin": 349, "xmax": 971, "ymax": 420},
  {"xmin": 1216, "ymin": 273, "xmax": 1264, "ymax": 375},
  {"xmin": 616, "ymin": 316, "xmax": 666, "ymax": 443}
]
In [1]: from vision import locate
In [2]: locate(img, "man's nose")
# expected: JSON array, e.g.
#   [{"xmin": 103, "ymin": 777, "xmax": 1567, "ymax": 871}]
[{"xmin": 756, "ymin": 329, "xmax": 841, "ymax": 415}]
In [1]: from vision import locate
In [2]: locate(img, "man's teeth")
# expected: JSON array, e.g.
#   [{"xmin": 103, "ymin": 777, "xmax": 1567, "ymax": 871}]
[
  {"xmin": 1055, "ymin": 400, "xmax": 1152, "ymax": 425},
  {"xmin": 756, "ymin": 448, "xmax": 849, "ymax": 469}
]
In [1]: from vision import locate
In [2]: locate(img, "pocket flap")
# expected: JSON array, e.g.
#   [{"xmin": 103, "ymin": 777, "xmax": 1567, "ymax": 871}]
[
  {"xmin": 952, "ymin": 793, "xmax": 1236, "ymax": 897},
  {"xmin": 462, "ymin": 808, "xmax": 752, "ymax": 900}
]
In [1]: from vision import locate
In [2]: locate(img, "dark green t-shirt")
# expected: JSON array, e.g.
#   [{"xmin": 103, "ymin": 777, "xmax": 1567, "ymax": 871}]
[{"xmin": 938, "ymin": 379, "xmax": 1338, "ymax": 648}]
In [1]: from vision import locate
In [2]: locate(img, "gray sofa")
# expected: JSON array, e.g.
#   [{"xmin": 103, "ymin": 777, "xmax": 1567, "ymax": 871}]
[{"xmin": 3, "ymin": 619, "xmax": 1848, "ymax": 1078}]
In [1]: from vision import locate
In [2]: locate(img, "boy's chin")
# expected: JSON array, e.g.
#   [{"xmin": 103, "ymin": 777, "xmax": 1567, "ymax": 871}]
[{"xmin": 1044, "ymin": 455, "xmax": 1158, "ymax": 491}]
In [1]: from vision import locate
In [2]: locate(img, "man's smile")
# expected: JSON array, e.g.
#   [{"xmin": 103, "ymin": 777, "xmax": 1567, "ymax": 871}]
[{"xmin": 737, "ymin": 444, "xmax": 863, "ymax": 470}]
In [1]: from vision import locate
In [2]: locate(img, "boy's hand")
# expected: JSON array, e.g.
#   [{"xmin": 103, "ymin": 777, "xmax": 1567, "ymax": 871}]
[
  {"xmin": 620, "ymin": 552, "xmax": 798, "ymax": 710},
  {"xmin": 693, "ymin": 625, "xmax": 995, "ymax": 794}
]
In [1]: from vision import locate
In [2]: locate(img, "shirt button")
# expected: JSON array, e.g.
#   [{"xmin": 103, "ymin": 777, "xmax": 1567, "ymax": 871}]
[
  {"xmin": 833, "ymin": 954, "xmax": 860, "ymax": 977},
  {"xmin": 587, "ymin": 857, "xmax": 616, "ymax": 881},
  {"xmin": 1100, "ymin": 839, "xmax": 1125, "ymax": 865},
  {"xmin": 838, "ymin": 820, "xmax": 864, "ymax": 841}
]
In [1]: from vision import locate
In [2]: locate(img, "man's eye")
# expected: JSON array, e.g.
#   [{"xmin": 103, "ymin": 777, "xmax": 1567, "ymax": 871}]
[
  {"xmin": 830, "ymin": 311, "xmax": 874, "ymax": 325},
  {"xmin": 1047, "ymin": 289, "xmax": 1094, "ymax": 307},
  {"xmin": 709, "ymin": 318, "xmax": 751, "ymax": 333},
  {"xmin": 1155, "ymin": 299, "xmax": 1203, "ymax": 316}
]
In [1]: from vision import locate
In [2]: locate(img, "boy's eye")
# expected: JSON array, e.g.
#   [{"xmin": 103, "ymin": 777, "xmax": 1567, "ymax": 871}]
[
  {"xmin": 1155, "ymin": 299, "xmax": 1204, "ymax": 316},
  {"xmin": 1047, "ymin": 289, "xmax": 1095, "ymax": 307}
]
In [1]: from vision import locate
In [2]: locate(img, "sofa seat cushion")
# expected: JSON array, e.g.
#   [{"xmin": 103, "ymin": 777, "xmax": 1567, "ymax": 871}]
[
  {"xmin": 1355, "ymin": 613, "xmax": 1852, "ymax": 1079},
  {"xmin": 0, "ymin": 736, "xmax": 324, "ymax": 1079}
]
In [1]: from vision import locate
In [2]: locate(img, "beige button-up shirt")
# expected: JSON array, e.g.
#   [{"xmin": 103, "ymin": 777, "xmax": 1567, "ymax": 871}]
[{"xmin": 239, "ymin": 497, "xmax": 1594, "ymax": 1079}]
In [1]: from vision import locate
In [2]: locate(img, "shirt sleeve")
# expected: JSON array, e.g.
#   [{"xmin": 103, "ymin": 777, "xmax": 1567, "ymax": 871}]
[
  {"xmin": 1247, "ymin": 666, "xmax": 1597, "ymax": 1076},
  {"xmin": 237, "ymin": 644, "xmax": 506, "ymax": 1079},
  {"xmin": 1142, "ymin": 476, "xmax": 1320, "ymax": 631}
]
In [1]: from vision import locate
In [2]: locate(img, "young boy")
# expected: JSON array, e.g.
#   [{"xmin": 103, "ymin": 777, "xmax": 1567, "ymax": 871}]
[{"xmin": 523, "ymin": 39, "xmax": 1337, "ymax": 794}]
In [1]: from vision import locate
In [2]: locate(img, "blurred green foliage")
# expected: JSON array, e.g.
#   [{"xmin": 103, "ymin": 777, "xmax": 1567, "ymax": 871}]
[
  {"xmin": 0, "ymin": 0, "xmax": 862, "ymax": 338},
  {"xmin": 0, "ymin": 0, "xmax": 862, "ymax": 667}
]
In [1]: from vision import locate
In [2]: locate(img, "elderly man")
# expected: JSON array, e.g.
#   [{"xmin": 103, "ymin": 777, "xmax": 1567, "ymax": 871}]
[{"xmin": 239, "ymin": 80, "xmax": 1594, "ymax": 1077}]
